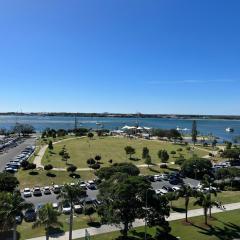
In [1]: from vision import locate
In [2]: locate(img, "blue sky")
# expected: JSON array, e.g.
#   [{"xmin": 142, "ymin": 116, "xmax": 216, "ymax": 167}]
[{"xmin": 0, "ymin": 0, "xmax": 240, "ymax": 114}]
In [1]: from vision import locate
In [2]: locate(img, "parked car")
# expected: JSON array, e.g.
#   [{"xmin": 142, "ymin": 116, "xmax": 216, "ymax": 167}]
[
  {"xmin": 73, "ymin": 202, "xmax": 83, "ymax": 214},
  {"xmin": 23, "ymin": 188, "xmax": 32, "ymax": 198},
  {"xmin": 162, "ymin": 185, "xmax": 174, "ymax": 192},
  {"xmin": 15, "ymin": 214, "xmax": 23, "ymax": 224},
  {"xmin": 153, "ymin": 175, "xmax": 161, "ymax": 181},
  {"xmin": 62, "ymin": 202, "xmax": 71, "ymax": 214},
  {"xmin": 33, "ymin": 187, "xmax": 42, "ymax": 196},
  {"xmin": 43, "ymin": 186, "xmax": 51, "ymax": 195},
  {"xmin": 172, "ymin": 186, "xmax": 181, "ymax": 192},
  {"xmin": 87, "ymin": 181, "xmax": 97, "ymax": 190},
  {"xmin": 53, "ymin": 185, "xmax": 61, "ymax": 194},
  {"xmin": 24, "ymin": 209, "xmax": 36, "ymax": 222},
  {"xmin": 52, "ymin": 202, "xmax": 59, "ymax": 210},
  {"xmin": 159, "ymin": 174, "xmax": 169, "ymax": 181},
  {"xmin": 169, "ymin": 177, "xmax": 182, "ymax": 185}
]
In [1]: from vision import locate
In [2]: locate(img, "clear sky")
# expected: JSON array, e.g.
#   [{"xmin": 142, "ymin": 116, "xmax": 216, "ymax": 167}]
[{"xmin": 0, "ymin": 0, "xmax": 240, "ymax": 115}]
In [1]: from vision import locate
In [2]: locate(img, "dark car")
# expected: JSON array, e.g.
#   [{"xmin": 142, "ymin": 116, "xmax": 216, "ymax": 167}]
[
  {"xmin": 24, "ymin": 209, "xmax": 36, "ymax": 222},
  {"xmin": 33, "ymin": 187, "xmax": 42, "ymax": 196},
  {"xmin": 169, "ymin": 177, "xmax": 182, "ymax": 185},
  {"xmin": 162, "ymin": 185, "xmax": 174, "ymax": 192}
]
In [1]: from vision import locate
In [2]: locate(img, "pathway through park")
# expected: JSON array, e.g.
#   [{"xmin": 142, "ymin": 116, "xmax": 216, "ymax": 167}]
[{"xmin": 26, "ymin": 202, "xmax": 240, "ymax": 240}]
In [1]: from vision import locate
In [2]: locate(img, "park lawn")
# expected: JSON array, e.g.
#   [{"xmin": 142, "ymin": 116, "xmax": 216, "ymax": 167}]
[
  {"xmin": 42, "ymin": 136, "xmax": 206, "ymax": 168},
  {"xmin": 139, "ymin": 164, "xmax": 180, "ymax": 175},
  {"xmin": 76, "ymin": 209, "xmax": 240, "ymax": 240},
  {"xmin": 16, "ymin": 169, "xmax": 95, "ymax": 189},
  {"xmin": 170, "ymin": 191, "xmax": 240, "ymax": 211},
  {"xmin": 17, "ymin": 213, "xmax": 100, "ymax": 240}
]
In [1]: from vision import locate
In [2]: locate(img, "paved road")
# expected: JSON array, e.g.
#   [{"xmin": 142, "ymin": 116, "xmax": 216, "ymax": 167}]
[
  {"xmin": 22, "ymin": 177, "xmax": 199, "ymax": 207},
  {"xmin": 26, "ymin": 202, "xmax": 240, "ymax": 240},
  {"xmin": 0, "ymin": 137, "xmax": 36, "ymax": 172}
]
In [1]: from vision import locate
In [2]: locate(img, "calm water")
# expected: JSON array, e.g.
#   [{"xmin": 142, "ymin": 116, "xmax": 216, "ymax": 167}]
[{"xmin": 0, "ymin": 115, "xmax": 240, "ymax": 142}]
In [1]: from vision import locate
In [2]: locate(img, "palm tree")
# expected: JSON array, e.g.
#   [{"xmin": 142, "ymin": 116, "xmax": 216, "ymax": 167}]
[
  {"xmin": 33, "ymin": 203, "xmax": 62, "ymax": 240},
  {"xmin": 176, "ymin": 184, "xmax": 195, "ymax": 222},
  {"xmin": 57, "ymin": 184, "xmax": 86, "ymax": 240},
  {"xmin": 0, "ymin": 191, "xmax": 33, "ymax": 240},
  {"xmin": 201, "ymin": 174, "xmax": 218, "ymax": 218},
  {"xmin": 194, "ymin": 192, "xmax": 217, "ymax": 225}
]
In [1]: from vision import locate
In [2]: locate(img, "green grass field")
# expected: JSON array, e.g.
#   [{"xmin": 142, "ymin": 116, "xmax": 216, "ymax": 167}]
[
  {"xmin": 16, "ymin": 169, "xmax": 95, "ymax": 189},
  {"xmin": 76, "ymin": 209, "xmax": 240, "ymax": 240},
  {"xmin": 13, "ymin": 209, "xmax": 240, "ymax": 240},
  {"xmin": 42, "ymin": 136, "xmax": 207, "ymax": 168}
]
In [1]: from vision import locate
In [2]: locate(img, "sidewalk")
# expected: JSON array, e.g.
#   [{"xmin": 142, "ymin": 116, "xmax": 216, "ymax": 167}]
[{"xmin": 27, "ymin": 202, "xmax": 240, "ymax": 240}]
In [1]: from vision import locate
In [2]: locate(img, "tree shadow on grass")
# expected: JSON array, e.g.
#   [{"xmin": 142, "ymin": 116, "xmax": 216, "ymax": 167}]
[
  {"xmin": 29, "ymin": 171, "xmax": 39, "ymax": 176},
  {"xmin": 46, "ymin": 172, "xmax": 56, "ymax": 178},
  {"xmin": 130, "ymin": 157, "xmax": 141, "ymax": 161},
  {"xmin": 149, "ymin": 167, "xmax": 161, "ymax": 173},
  {"xmin": 48, "ymin": 226, "xmax": 65, "ymax": 238},
  {"xmin": 171, "ymin": 206, "xmax": 185, "ymax": 213},
  {"xmin": 0, "ymin": 230, "xmax": 20, "ymax": 240},
  {"xmin": 87, "ymin": 221, "xmax": 101, "ymax": 228},
  {"xmin": 190, "ymin": 219, "xmax": 240, "ymax": 240},
  {"xmin": 131, "ymin": 229, "xmax": 177, "ymax": 240}
]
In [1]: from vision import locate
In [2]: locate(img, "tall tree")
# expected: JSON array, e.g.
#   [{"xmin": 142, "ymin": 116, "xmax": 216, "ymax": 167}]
[
  {"xmin": 145, "ymin": 154, "xmax": 152, "ymax": 168},
  {"xmin": 97, "ymin": 174, "xmax": 150, "ymax": 238},
  {"xmin": 194, "ymin": 192, "xmax": 217, "ymax": 225},
  {"xmin": 57, "ymin": 184, "xmax": 86, "ymax": 240},
  {"xmin": 192, "ymin": 120, "xmax": 197, "ymax": 145},
  {"xmin": 33, "ymin": 203, "xmax": 62, "ymax": 240},
  {"xmin": 0, "ymin": 191, "xmax": 33, "ymax": 240},
  {"xmin": 201, "ymin": 174, "xmax": 217, "ymax": 217},
  {"xmin": 0, "ymin": 172, "xmax": 19, "ymax": 192},
  {"xmin": 142, "ymin": 147, "xmax": 149, "ymax": 159},
  {"xmin": 124, "ymin": 146, "xmax": 136, "ymax": 159},
  {"xmin": 158, "ymin": 150, "xmax": 169, "ymax": 163},
  {"xmin": 176, "ymin": 184, "xmax": 195, "ymax": 222}
]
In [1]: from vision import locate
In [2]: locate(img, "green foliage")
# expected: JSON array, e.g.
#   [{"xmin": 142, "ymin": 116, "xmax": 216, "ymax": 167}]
[
  {"xmin": 175, "ymin": 154, "xmax": 185, "ymax": 165},
  {"xmin": 67, "ymin": 165, "xmax": 77, "ymax": 173},
  {"xmin": 0, "ymin": 172, "xmax": 19, "ymax": 192},
  {"xmin": 33, "ymin": 203, "xmax": 62, "ymax": 239},
  {"xmin": 97, "ymin": 175, "xmax": 151, "ymax": 237},
  {"xmin": 221, "ymin": 148, "xmax": 240, "ymax": 160},
  {"xmin": 87, "ymin": 158, "xmax": 96, "ymax": 165},
  {"xmin": 88, "ymin": 132, "xmax": 94, "ymax": 139},
  {"xmin": 44, "ymin": 164, "xmax": 53, "ymax": 171},
  {"xmin": 0, "ymin": 191, "xmax": 33, "ymax": 234},
  {"xmin": 124, "ymin": 146, "xmax": 136, "ymax": 159},
  {"xmin": 181, "ymin": 156, "xmax": 212, "ymax": 179},
  {"xmin": 144, "ymin": 154, "xmax": 152, "ymax": 167},
  {"xmin": 142, "ymin": 147, "xmax": 150, "ymax": 159},
  {"xmin": 96, "ymin": 163, "xmax": 140, "ymax": 180},
  {"xmin": 84, "ymin": 206, "xmax": 95, "ymax": 222},
  {"xmin": 158, "ymin": 150, "xmax": 169, "ymax": 163},
  {"xmin": 48, "ymin": 140, "xmax": 53, "ymax": 150}
]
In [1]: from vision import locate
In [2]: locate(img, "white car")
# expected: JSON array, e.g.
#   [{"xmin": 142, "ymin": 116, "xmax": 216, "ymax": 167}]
[
  {"xmin": 23, "ymin": 188, "xmax": 32, "ymax": 198},
  {"xmin": 153, "ymin": 175, "xmax": 161, "ymax": 181},
  {"xmin": 62, "ymin": 203, "xmax": 71, "ymax": 214},
  {"xmin": 52, "ymin": 202, "xmax": 59, "ymax": 210},
  {"xmin": 172, "ymin": 186, "xmax": 180, "ymax": 192}
]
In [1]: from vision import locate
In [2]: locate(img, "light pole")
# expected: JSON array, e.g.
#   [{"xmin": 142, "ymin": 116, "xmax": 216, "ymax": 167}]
[{"xmin": 144, "ymin": 188, "xmax": 151, "ymax": 240}]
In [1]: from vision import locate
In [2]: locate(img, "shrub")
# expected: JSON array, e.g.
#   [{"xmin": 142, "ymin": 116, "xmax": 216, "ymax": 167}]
[
  {"xmin": 67, "ymin": 165, "xmax": 77, "ymax": 173},
  {"xmin": 95, "ymin": 155, "xmax": 101, "ymax": 161},
  {"xmin": 44, "ymin": 164, "xmax": 53, "ymax": 171},
  {"xmin": 87, "ymin": 158, "xmax": 96, "ymax": 165},
  {"xmin": 170, "ymin": 151, "xmax": 176, "ymax": 155},
  {"xmin": 91, "ymin": 163, "xmax": 101, "ymax": 170},
  {"xmin": 177, "ymin": 148, "xmax": 183, "ymax": 152},
  {"xmin": 186, "ymin": 146, "xmax": 191, "ymax": 151}
]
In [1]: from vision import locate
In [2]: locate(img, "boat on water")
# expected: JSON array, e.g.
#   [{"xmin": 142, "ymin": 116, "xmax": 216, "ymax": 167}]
[
  {"xmin": 225, "ymin": 127, "xmax": 234, "ymax": 132},
  {"xmin": 96, "ymin": 122, "xmax": 102, "ymax": 125}
]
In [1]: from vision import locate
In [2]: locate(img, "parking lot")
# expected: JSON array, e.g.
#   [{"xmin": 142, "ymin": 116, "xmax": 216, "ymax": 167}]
[
  {"xmin": 0, "ymin": 136, "xmax": 36, "ymax": 172},
  {"xmin": 21, "ymin": 177, "xmax": 200, "ymax": 207}
]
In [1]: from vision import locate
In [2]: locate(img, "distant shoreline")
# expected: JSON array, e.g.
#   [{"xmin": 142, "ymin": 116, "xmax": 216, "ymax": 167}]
[{"xmin": 0, "ymin": 112, "xmax": 240, "ymax": 120}]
